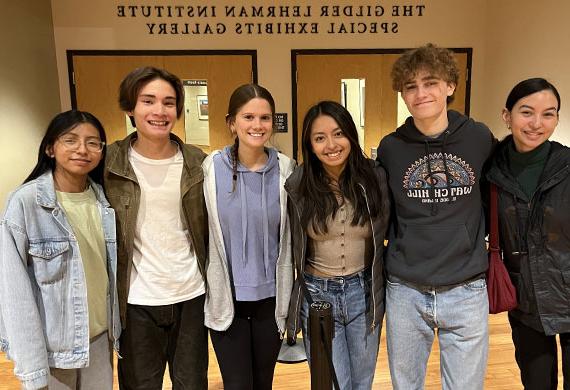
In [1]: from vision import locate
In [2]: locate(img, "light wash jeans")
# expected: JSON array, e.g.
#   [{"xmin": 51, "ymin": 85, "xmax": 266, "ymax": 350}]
[
  {"xmin": 300, "ymin": 268, "xmax": 380, "ymax": 390},
  {"xmin": 386, "ymin": 275, "xmax": 489, "ymax": 390}
]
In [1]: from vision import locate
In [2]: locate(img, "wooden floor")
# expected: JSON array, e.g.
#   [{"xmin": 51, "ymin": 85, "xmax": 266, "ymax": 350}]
[{"xmin": 0, "ymin": 313, "xmax": 564, "ymax": 389}]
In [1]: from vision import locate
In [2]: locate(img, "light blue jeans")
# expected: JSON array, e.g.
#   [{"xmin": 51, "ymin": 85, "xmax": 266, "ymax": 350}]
[
  {"xmin": 300, "ymin": 268, "xmax": 380, "ymax": 390},
  {"xmin": 386, "ymin": 275, "xmax": 489, "ymax": 390}
]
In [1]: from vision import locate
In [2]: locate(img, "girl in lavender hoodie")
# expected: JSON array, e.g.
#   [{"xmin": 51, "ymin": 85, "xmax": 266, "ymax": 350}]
[{"xmin": 202, "ymin": 84, "xmax": 295, "ymax": 390}]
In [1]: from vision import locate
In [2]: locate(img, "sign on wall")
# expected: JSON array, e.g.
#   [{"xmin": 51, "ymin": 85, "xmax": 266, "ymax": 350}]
[
  {"xmin": 274, "ymin": 113, "xmax": 287, "ymax": 133},
  {"xmin": 115, "ymin": 3, "xmax": 426, "ymax": 35}
]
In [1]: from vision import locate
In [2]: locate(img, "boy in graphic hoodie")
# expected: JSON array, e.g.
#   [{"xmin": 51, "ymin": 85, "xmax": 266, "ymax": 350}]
[{"xmin": 377, "ymin": 44, "xmax": 495, "ymax": 389}]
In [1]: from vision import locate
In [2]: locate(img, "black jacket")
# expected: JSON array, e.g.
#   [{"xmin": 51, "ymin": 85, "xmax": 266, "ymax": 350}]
[
  {"xmin": 487, "ymin": 137, "xmax": 570, "ymax": 335},
  {"xmin": 377, "ymin": 110, "xmax": 495, "ymax": 285},
  {"xmin": 285, "ymin": 160, "xmax": 390, "ymax": 341}
]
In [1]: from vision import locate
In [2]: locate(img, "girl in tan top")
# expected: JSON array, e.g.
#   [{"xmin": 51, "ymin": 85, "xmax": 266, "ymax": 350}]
[{"xmin": 285, "ymin": 101, "xmax": 390, "ymax": 390}]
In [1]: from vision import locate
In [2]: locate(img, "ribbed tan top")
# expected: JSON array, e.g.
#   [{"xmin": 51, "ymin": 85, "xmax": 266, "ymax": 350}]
[{"xmin": 305, "ymin": 200, "xmax": 372, "ymax": 277}]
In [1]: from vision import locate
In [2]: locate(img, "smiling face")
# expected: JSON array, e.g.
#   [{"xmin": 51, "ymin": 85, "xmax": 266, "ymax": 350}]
[
  {"xmin": 130, "ymin": 78, "xmax": 177, "ymax": 141},
  {"xmin": 503, "ymin": 90, "xmax": 559, "ymax": 153},
  {"xmin": 309, "ymin": 114, "xmax": 351, "ymax": 179},
  {"xmin": 49, "ymin": 123, "xmax": 103, "ymax": 183},
  {"xmin": 230, "ymin": 97, "xmax": 273, "ymax": 152},
  {"xmin": 401, "ymin": 69, "xmax": 456, "ymax": 135}
]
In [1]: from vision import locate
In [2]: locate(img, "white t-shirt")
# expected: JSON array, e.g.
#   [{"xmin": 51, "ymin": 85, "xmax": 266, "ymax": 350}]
[{"xmin": 127, "ymin": 145, "xmax": 205, "ymax": 305}]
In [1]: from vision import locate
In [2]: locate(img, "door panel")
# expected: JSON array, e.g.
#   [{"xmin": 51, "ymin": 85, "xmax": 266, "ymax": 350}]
[
  {"xmin": 294, "ymin": 50, "xmax": 469, "ymax": 160},
  {"xmin": 449, "ymin": 53, "xmax": 467, "ymax": 114},
  {"xmin": 71, "ymin": 53, "xmax": 254, "ymax": 152},
  {"xmin": 73, "ymin": 56, "xmax": 165, "ymax": 142},
  {"xmin": 165, "ymin": 55, "xmax": 253, "ymax": 152},
  {"xmin": 296, "ymin": 54, "xmax": 399, "ymax": 160}
]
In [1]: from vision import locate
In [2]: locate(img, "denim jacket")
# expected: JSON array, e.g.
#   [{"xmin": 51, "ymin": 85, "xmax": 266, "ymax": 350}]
[{"xmin": 0, "ymin": 171, "xmax": 121, "ymax": 390}]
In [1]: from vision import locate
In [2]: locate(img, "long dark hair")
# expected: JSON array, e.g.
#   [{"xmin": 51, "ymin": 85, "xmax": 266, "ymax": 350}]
[
  {"xmin": 300, "ymin": 101, "xmax": 383, "ymax": 233},
  {"xmin": 505, "ymin": 77, "xmax": 561, "ymax": 112},
  {"xmin": 226, "ymin": 83, "xmax": 276, "ymax": 191},
  {"xmin": 24, "ymin": 110, "xmax": 107, "ymax": 185}
]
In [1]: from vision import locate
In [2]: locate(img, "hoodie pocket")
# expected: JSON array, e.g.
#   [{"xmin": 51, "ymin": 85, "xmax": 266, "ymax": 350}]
[
  {"xmin": 29, "ymin": 241, "xmax": 69, "ymax": 284},
  {"xmin": 397, "ymin": 223, "xmax": 472, "ymax": 267}
]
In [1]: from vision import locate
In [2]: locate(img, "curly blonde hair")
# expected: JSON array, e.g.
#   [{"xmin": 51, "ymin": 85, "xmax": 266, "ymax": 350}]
[{"xmin": 391, "ymin": 43, "xmax": 459, "ymax": 102}]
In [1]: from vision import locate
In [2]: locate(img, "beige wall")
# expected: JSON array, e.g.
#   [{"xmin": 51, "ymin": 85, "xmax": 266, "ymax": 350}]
[
  {"xmin": 3, "ymin": 0, "xmax": 568, "ymax": 203},
  {"xmin": 478, "ymin": 0, "xmax": 570, "ymax": 145},
  {"xmin": 50, "ymin": 0, "xmax": 489, "ymax": 156},
  {"xmin": 0, "ymin": 0, "xmax": 60, "ymax": 206}
]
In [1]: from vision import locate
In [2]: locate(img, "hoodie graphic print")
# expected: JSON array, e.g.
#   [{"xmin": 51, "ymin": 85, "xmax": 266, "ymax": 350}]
[
  {"xmin": 377, "ymin": 110, "xmax": 495, "ymax": 286},
  {"xmin": 404, "ymin": 152, "xmax": 475, "ymax": 203}
]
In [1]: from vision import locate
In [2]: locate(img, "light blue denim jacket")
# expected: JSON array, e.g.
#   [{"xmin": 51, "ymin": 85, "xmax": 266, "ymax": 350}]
[{"xmin": 0, "ymin": 171, "xmax": 121, "ymax": 390}]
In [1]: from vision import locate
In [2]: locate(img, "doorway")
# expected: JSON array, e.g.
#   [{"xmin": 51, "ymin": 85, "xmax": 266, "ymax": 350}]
[
  {"xmin": 291, "ymin": 48, "xmax": 472, "ymax": 160},
  {"xmin": 68, "ymin": 50, "xmax": 257, "ymax": 152}
]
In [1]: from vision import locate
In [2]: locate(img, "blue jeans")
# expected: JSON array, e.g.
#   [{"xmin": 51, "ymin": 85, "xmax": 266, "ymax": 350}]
[
  {"xmin": 300, "ymin": 269, "xmax": 380, "ymax": 390},
  {"xmin": 386, "ymin": 275, "xmax": 489, "ymax": 390}
]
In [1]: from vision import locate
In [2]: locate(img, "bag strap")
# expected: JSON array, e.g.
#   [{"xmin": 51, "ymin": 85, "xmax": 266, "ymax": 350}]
[
  {"xmin": 300, "ymin": 273, "xmax": 341, "ymax": 390},
  {"xmin": 489, "ymin": 183, "xmax": 499, "ymax": 253}
]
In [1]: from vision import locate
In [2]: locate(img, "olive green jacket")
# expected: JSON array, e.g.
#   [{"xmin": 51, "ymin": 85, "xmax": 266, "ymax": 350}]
[{"xmin": 103, "ymin": 132, "xmax": 208, "ymax": 327}]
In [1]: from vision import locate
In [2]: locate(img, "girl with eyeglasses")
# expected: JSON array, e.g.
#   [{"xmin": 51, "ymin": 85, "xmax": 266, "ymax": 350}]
[{"xmin": 0, "ymin": 110, "xmax": 120, "ymax": 390}]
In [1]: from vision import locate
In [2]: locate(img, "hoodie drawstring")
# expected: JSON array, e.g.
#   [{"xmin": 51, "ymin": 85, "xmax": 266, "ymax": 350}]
[
  {"xmin": 237, "ymin": 168, "xmax": 271, "ymax": 277},
  {"xmin": 425, "ymin": 130, "xmax": 452, "ymax": 216},
  {"xmin": 261, "ymin": 171, "xmax": 269, "ymax": 277},
  {"xmin": 240, "ymin": 173, "xmax": 248, "ymax": 267},
  {"xmin": 442, "ymin": 130, "xmax": 451, "ymax": 194},
  {"xmin": 424, "ymin": 141, "xmax": 437, "ymax": 216}
]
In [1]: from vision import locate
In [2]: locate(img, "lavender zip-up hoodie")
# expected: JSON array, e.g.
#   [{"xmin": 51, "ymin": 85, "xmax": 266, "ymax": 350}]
[
  {"xmin": 202, "ymin": 148, "xmax": 295, "ymax": 333},
  {"xmin": 214, "ymin": 146, "xmax": 280, "ymax": 301}
]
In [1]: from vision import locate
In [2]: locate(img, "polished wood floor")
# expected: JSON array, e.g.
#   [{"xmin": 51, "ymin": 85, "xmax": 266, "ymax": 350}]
[{"xmin": 0, "ymin": 313, "xmax": 564, "ymax": 389}]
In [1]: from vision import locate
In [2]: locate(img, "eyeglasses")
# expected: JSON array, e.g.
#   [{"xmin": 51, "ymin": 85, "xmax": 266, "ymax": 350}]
[{"xmin": 58, "ymin": 136, "xmax": 105, "ymax": 153}]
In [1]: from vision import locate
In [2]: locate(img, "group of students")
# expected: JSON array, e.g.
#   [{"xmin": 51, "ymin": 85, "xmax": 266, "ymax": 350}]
[{"xmin": 0, "ymin": 42, "xmax": 567, "ymax": 390}]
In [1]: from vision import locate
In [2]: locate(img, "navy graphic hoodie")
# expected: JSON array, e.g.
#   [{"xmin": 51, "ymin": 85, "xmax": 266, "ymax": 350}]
[{"xmin": 377, "ymin": 110, "xmax": 495, "ymax": 286}]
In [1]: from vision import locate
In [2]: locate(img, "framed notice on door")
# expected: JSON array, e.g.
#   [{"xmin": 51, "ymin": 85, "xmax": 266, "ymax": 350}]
[{"xmin": 197, "ymin": 95, "xmax": 209, "ymax": 120}]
